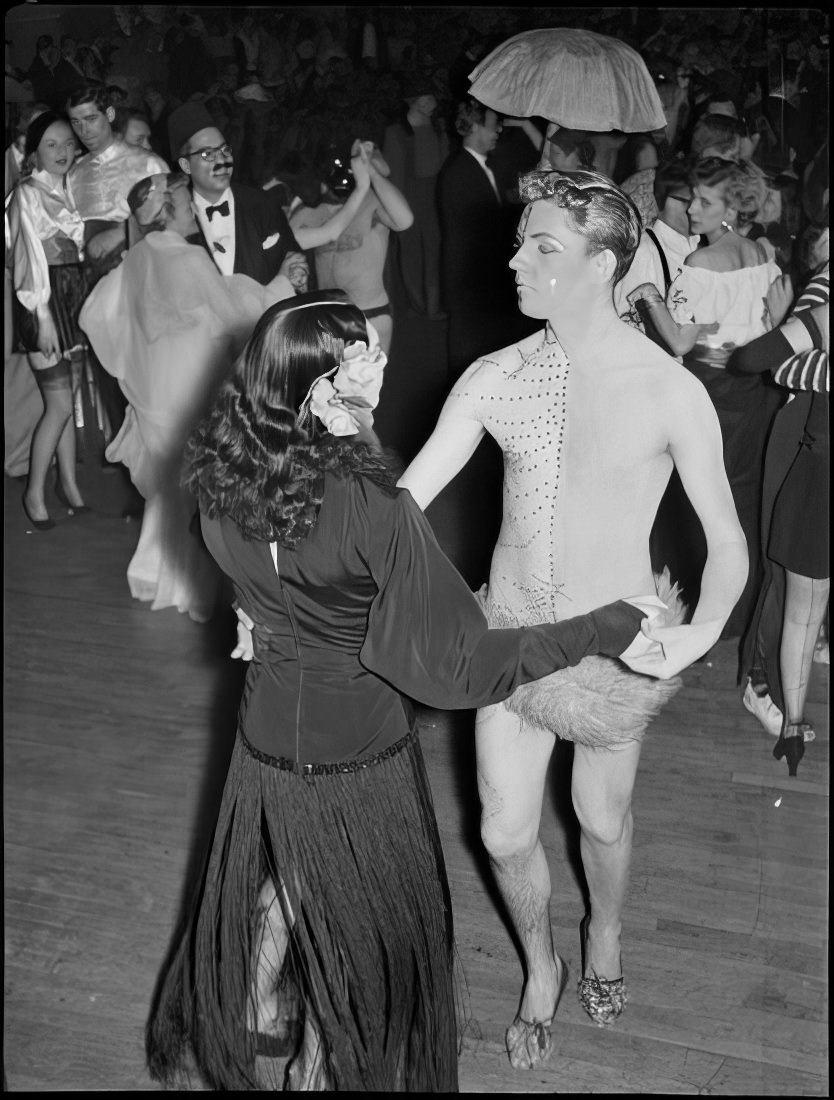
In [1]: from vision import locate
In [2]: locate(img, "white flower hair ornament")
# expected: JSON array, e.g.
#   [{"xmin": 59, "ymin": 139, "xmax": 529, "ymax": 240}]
[{"xmin": 296, "ymin": 322, "xmax": 387, "ymax": 436}]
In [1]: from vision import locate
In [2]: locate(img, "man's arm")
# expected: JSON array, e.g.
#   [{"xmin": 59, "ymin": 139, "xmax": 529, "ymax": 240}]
[
  {"xmin": 623, "ymin": 372, "xmax": 748, "ymax": 679},
  {"xmin": 366, "ymin": 154, "xmax": 414, "ymax": 232},
  {"xmin": 397, "ymin": 384, "xmax": 486, "ymax": 509}
]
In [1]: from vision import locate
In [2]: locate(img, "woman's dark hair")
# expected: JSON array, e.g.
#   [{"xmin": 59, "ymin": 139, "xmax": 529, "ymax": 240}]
[
  {"xmin": 184, "ymin": 290, "xmax": 395, "ymax": 545},
  {"xmin": 24, "ymin": 110, "xmax": 70, "ymax": 160}
]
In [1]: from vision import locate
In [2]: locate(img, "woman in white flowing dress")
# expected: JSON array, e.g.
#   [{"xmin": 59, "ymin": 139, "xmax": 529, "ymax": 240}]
[{"xmin": 79, "ymin": 172, "xmax": 296, "ymax": 621}]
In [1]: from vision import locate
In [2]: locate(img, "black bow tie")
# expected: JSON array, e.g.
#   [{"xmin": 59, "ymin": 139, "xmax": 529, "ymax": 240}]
[{"xmin": 206, "ymin": 200, "xmax": 230, "ymax": 221}]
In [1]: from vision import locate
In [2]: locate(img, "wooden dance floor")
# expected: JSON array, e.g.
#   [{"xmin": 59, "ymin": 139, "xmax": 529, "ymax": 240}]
[
  {"xmin": 4, "ymin": 455, "xmax": 828, "ymax": 1094},
  {"xmin": 3, "ymin": 283, "xmax": 829, "ymax": 1093}
]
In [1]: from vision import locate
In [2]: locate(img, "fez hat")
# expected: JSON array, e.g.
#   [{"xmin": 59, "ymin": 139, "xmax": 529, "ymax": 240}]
[{"xmin": 168, "ymin": 101, "xmax": 219, "ymax": 159}]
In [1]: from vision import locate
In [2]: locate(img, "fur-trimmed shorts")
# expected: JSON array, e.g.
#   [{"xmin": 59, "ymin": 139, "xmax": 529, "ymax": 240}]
[{"xmin": 481, "ymin": 570, "xmax": 686, "ymax": 749}]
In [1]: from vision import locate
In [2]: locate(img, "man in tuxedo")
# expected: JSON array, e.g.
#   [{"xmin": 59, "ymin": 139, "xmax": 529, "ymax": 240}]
[
  {"xmin": 438, "ymin": 97, "xmax": 533, "ymax": 385},
  {"xmin": 167, "ymin": 102, "xmax": 308, "ymax": 292}
]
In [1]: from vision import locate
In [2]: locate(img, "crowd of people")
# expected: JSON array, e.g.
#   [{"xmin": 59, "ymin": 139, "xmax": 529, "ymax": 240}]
[{"xmin": 4, "ymin": 4, "xmax": 829, "ymax": 1093}]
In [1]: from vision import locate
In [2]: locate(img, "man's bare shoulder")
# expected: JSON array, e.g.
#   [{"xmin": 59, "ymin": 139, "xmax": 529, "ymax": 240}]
[
  {"xmin": 453, "ymin": 327, "xmax": 546, "ymax": 391},
  {"xmin": 606, "ymin": 324, "xmax": 712, "ymax": 403}
]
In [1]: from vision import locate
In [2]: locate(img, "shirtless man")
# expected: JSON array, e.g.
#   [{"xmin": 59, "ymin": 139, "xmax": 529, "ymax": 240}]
[
  {"xmin": 289, "ymin": 141, "xmax": 413, "ymax": 354},
  {"xmin": 398, "ymin": 170, "xmax": 748, "ymax": 1068}
]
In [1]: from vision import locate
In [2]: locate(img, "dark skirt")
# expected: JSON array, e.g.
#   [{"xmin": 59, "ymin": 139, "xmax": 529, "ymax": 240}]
[
  {"xmin": 682, "ymin": 356, "xmax": 781, "ymax": 637},
  {"xmin": 17, "ymin": 262, "xmax": 87, "ymax": 357},
  {"xmin": 146, "ymin": 728, "xmax": 460, "ymax": 1092},
  {"xmin": 767, "ymin": 393, "xmax": 829, "ymax": 578},
  {"xmin": 740, "ymin": 392, "xmax": 829, "ymax": 709}
]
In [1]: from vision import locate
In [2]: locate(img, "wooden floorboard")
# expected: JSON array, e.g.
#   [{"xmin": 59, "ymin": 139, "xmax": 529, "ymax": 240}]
[{"xmin": 3, "ymin": 456, "xmax": 829, "ymax": 1093}]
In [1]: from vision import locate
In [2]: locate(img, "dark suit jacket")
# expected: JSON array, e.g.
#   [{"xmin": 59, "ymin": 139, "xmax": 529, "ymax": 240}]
[
  {"xmin": 438, "ymin": 147, "xmax": 531, "ymax": 378},
  {"xmin": 188, "ymin": 181, "xmax": 304, "ymax": 286},
  {"xmin": 438, "ymin": 148, "xmax": 507, "ymax": 314}
]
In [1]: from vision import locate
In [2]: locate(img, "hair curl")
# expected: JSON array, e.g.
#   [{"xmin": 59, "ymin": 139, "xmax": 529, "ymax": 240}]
[
  {"xmin": 183, "ymin": 291, "xmax": 397, "ymax": 546},
  {"xmin": 690, "ymin": 156, "xmax": 769, "ymax": 223}
]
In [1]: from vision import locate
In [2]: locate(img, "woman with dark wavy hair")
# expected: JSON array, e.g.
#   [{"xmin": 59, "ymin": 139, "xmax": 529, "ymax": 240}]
[{"xmin": 144, "ymin": 289, "xmax": 660, "ymax": 1092}]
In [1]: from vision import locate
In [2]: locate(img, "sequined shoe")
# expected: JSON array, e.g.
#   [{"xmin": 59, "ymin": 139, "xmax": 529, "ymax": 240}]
[
  {"xmin": 578, "ymin": 915, "xmax": 627, "ymax": 1027},
  {"xmin": 577, "ymin": 969, "xmax": 628, "ymax": 1027}
]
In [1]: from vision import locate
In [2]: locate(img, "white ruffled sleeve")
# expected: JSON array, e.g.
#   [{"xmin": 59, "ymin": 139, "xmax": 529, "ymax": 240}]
[{"xmin": 7, "ymin": 186, "xmax": 52, "ymax": 316}]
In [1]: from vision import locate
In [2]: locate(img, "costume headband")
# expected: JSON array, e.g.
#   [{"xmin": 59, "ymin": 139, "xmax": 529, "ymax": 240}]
[{"xmin": 518, "ymin": 170, "xmax": 629, "ymax": 206}]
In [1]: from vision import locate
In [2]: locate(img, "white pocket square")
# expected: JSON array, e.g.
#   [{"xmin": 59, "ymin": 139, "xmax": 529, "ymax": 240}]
[{"xmin": 262, "ymin": 233, "xmax": 280, "ymax": 250}]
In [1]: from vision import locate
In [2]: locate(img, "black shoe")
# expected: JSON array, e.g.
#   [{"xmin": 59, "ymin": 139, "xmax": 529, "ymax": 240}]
[
  {"xmin": 773, "ymin": 721, "xmax": 808, "ymax": 776},
  {"xmin": 22, "ymin": 498, "xmax": 55, "ymax": 531}
]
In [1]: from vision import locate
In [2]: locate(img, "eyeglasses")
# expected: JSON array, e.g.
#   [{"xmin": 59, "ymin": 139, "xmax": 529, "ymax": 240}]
[{"xmin": 186, "ymin": 143, "xmax": 233, "ymax": 163}]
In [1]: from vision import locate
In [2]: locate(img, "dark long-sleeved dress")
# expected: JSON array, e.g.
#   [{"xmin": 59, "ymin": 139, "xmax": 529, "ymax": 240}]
[
  {"xmin": 146, "ymin": 464, "xmax": 643, "ymax": 1092},
  {"xmin": 737, "ymin": 270, "xmax": 829, "ymax": 710}
]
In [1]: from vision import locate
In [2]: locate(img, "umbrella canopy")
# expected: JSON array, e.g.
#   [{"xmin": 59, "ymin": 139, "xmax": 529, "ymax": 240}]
[{"xmin": 468, "ymin": 28, "xmax": 666, "ymax": 133}]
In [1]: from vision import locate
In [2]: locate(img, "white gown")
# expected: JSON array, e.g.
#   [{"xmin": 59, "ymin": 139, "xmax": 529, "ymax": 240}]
[{"xmin": 79, "ymin": 229, "xmax": 292, "ymax": 621}]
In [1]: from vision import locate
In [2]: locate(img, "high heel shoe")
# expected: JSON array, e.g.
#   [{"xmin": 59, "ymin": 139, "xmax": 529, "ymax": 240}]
[
  {"xmin": 22, "ymin": 497, "xmax": 55, "ymax": 531},
  {"xmin": 773, "ymin": 721, "xmax": 810, "ymax": 776},
  {"xmin": 54, "ymin": 482, "xmax": 91, "ymax": 515},
  {"xmin": 577, "ymin": 915, "xmax": 627, "ymax": 1027}
]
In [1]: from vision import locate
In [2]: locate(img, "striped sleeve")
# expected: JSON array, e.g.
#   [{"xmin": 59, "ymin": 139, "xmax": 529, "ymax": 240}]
[
  {"xmin": 772, "ymin": 272, "xmax": 829, "ymax": 392},
  {"xmin": 794, "ymin": 273, "xmax": 830, "ymax": 311},
  {"xmin": 772, "ymin": 349, "xmax": 829, "ymax": 393}
]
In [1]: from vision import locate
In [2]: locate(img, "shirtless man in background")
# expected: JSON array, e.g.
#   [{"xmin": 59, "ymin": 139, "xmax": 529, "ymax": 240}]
[
  {"xmin": 399, "ymin": 170, "xmax": 748, "ymax": 1068},
  {"xmin": 290, "ymin": 141, "xmax": 413, "ymax": 354}
]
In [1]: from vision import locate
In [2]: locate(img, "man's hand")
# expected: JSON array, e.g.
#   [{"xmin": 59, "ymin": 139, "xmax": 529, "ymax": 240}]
[
  {"xmin": 86, "ymin": 226, "xmax": 126, "ymax": 259},
  {"xmin": 621, "ymin": 618, "xmax": 722, "ymax": 680},
  {"xmin": 766, "ymin": 273, "xmax": 794, "ymax": 328},
  {"xmin": 280, "ymin": 250, "xmax": 309, "ymax": 293},
  {"xmin": 350, "ymin": 144, "xmax": 372, "ymax": 190}
]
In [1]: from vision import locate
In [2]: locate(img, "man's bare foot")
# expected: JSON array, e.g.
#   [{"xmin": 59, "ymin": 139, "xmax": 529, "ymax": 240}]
[{"xmin": 506, "ymin": 954, "xmax": 567, "ymax": 1070}]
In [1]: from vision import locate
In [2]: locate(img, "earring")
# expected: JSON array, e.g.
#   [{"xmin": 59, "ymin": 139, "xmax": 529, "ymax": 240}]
[{"xmin": 720, "ymin": 219, "xmax": 735, "ymax": 233}]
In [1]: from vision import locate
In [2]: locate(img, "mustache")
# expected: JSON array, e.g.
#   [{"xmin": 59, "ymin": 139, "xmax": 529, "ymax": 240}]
[{"xmin": 212, "ymin": 163, "xmax": 234, "ymax": 172}]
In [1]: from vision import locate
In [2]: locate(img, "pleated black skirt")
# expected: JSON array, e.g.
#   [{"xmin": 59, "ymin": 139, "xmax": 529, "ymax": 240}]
[
  {"xmin": 146, "ymin": 728, "xmax": 460, "ymax": 1092},
  {"xmin": 17, "ymin": 262, "xmax": 87, "ymax": 357}
]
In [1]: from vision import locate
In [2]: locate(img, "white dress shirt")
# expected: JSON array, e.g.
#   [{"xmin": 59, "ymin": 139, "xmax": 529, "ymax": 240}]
[
  {"xmin": 614, "ymin": 217, "xmax": 701, "ymax": 323},
  {"xmin": 192, "ymin": 186, "xmax": 236, "ymax": 275},
  {"xmin": 464, "ymin": 146, "xmax": 501, "ymax": 203}
]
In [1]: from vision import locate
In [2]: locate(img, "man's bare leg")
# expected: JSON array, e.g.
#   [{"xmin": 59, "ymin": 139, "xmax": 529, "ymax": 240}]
[
  {"xmin": 476, "ymin": 702, "xmax": 563, "ymax": 1068},
  {"xmin": 571, "ymin": 738, "xmax": 642, "ymax": 1022}
]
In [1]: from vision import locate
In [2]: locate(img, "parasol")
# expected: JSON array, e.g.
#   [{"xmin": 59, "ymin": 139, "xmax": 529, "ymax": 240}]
[{"xmin": 468, "ymin": 28, "xmax": 666, "ymax": 133}]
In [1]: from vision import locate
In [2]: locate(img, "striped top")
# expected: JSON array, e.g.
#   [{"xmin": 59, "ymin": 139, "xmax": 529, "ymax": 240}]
[{"xmin": 773, "ymin": 270, "xmax": 829, "ymax": 394}]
